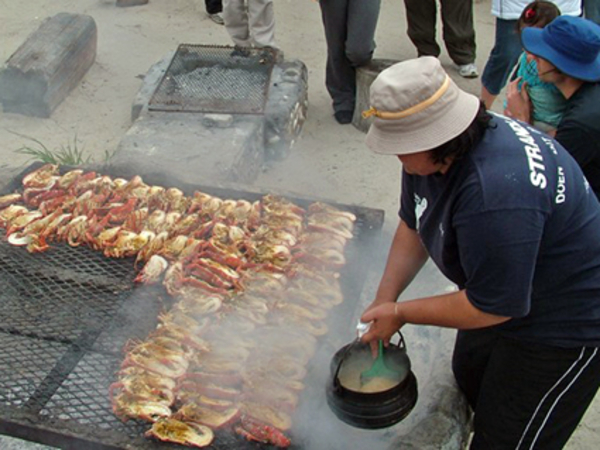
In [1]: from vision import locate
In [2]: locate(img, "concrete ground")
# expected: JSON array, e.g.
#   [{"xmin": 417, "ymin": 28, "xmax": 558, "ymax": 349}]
[{"xmin": 0, "ymin": 0, "xmax": 598, "ymax": 448}]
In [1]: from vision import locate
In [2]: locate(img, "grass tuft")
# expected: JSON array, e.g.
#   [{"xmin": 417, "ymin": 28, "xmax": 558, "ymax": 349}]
[{"xmin": 11, "ymin": 132, "xmax": 114, "ymax": 166}]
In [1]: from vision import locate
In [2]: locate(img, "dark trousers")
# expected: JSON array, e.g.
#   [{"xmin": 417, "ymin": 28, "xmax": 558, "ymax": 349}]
[
  {"xmin": 205, "ymin": 0, "xmax": 222, "ymax": 14},
  {"xmin": 319, "ymin": 0, "xmax": 381, "ymax": 114},
  {"xmin": 404, "ymin": 0, "xmax": 475, "ymax": 65},
  {"xmin": 452, "ymin": 328, "xmax": 600, "ymax": 449}
]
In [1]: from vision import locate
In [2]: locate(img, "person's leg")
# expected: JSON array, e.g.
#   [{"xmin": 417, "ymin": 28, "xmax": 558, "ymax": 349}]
[
  {"xmin": 333, "ymin": 0, "xmax": 381, "ymax": 120},
  {"xmin": 248, "ymin": 0, "xmax": 276, "ymax": 48},
  {"xmin": 345, "ymin": 0, "xmax": 380, "ymax": 67},
  {"xmin": 319, "ymin": 0, "xmax": 355, "ymax": 117},
  {"xmin": 205, "ymin": 0, "xmax": 223, "ymax": 14},
  {"xmin": 222, "ymin": 0, "xmax": 250, "ymax": 47},
  {"xmin": 470, "ymin": 338, "xmax": 600, "ymax": 449},
  {"xmin": 480, "ymin": 18, "xmax": 521, "ymax": 108},
  {"xmin": 584, "ymin": 0, "xmax": 600, "ymax": 25},
  {"xmin": 452, "ymin": 328, "xmax": 499, "ymax": 409},
  {"xmin": 404, "ymin": 0, "xmax": 440, "ymax": 57},
  {"xmin": 440, "ymin": 0, "xmax": 476, "ymax": 66}
]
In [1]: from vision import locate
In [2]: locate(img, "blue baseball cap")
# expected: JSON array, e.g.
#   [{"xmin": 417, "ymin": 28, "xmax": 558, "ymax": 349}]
[{"xmin": 522, "ymin": 16, "xmax": 600, "ymax": 82}]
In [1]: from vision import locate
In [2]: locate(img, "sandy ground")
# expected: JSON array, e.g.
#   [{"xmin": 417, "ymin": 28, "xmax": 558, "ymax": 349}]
[{"xmin": 0, "ymin": 0, "xmax": 598, "ymax": 448}]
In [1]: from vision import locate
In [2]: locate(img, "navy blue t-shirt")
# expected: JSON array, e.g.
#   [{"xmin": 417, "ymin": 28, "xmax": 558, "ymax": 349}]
[{"xmin": 399, "ymin": 114, "xmax": 600, "ymax": 347}]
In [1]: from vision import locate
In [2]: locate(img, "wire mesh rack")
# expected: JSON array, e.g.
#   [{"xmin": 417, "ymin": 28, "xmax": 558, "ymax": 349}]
[
  {"xmin": 0, "ymin": 165, "xmax": 386, "ymax": 449},
  {"xmin": 148, "ymin": 44, "xmax": 277, "ymax": 115}
]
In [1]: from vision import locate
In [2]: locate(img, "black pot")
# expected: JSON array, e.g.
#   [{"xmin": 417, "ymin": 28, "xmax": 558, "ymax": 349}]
[{"xmin": 326, "ymin": 333, "xmax": 418, "ymax": 429}]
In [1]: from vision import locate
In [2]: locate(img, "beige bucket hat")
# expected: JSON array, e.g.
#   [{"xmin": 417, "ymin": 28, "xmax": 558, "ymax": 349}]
[{"xmin": 364, "ymin": 57, "xmax": 481, "ymax": 155}]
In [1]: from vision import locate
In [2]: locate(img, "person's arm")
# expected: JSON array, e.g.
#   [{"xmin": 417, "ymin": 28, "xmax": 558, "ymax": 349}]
[
  {"xmin": 359, "ymin": 220, "xmax": 429, "ymax": 350},
  {"xmin": 555, "ymin": 122, "xmax": 598, "ymax": 168},
  {"xmin": 369, "ymin": 220, "xmax": 429, "ymax": 308},
  {"xmin": 505, "ymin": 78, "xmax": 532, "ymax": 124},
  {"xmin": 360, "ymin": 290, "xmax": 510, "ymax": 345}
]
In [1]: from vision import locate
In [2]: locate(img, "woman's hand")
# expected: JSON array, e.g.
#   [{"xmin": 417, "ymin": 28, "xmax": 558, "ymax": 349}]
[
  {"xmin": 360, "ymin": 302, "xmax": 405, "ymax": 355},
  {"xmin": 505, "ymin": 78, "xmax": 532, "ymax": 123}
]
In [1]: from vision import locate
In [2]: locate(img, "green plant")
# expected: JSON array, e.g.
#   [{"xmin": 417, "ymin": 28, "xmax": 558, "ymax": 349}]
[{"xmin": 11, "ymin": 132, "xmax": 114, "ymax": 166}]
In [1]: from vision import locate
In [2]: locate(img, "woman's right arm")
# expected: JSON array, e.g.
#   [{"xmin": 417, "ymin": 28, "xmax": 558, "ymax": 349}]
[{"xmin": 367, "ymin": 220, "xmax": 429, "ymax": 309}]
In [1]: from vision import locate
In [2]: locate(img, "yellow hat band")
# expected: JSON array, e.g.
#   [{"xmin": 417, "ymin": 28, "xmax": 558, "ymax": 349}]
[{"xmin": 362, "ymin": 75, "xmax": 451, "ymax": 120}]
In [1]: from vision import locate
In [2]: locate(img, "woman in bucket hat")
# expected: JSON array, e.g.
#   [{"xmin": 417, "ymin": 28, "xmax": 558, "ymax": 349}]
[
  {"xmin": 360, "ymin": 56, "xmax": 600, "ymax": 449},
  {"xmin": 506, "ymin": 16, "xmax": 600, "ymax": 199}
]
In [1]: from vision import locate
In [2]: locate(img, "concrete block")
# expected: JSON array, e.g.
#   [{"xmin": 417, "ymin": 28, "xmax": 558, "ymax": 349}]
[{"xmin": 0, "ymin": 13, "xmax": 97, "ymax": 118}]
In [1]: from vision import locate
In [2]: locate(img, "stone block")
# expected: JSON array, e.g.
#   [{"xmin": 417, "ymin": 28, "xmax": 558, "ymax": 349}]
[
  {"xmin": 112, "ymin": 111, "xmax": 265, "ymax": 186},
  {"xmin": 263, "ymin": 60, "xmax": 308, "ymax": 161},
  {"xmin": 352, "ymin": 59, "xmax": 400, "ymax": 134},
  {"xmin": 0, "ymin": 13, "xmax": 97, "ymax": 118}
]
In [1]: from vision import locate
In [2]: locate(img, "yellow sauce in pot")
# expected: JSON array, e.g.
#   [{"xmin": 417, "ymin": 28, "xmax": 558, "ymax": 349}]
[{"xmin": 337, "ymin": 351, "xmax": 403, "ymax": 393}]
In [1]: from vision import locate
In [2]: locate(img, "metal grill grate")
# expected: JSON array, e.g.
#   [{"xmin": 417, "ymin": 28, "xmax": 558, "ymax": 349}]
[
  {"xmin": 148, "ymin": 44, "xmax": 276, "ymax": 115},
  {"xmin": 0, "ymin": 168, "xmax": 385, "ymax": 449},
  {"xmin": 0, "ymin": 239, "xmax": 136, "ymax": 344},
  {"xmin": 39, "ymin": 352, "xmax": 147, "ymax": 437},
  {"xmin": 0, "ymin": 333, "xmax": 66, "ymax": 408}
]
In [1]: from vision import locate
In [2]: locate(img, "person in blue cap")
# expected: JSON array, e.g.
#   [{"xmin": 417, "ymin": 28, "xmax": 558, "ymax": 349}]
[{"xmin": 506, "ymin": 15, "xmax": 600, "ymax": 200}]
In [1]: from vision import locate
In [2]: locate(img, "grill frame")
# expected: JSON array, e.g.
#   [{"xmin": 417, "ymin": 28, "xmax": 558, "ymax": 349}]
[
  {"xmin": 0, "ymin": 163, "xmax": 385, "ymax": 449},
  {"xmin": 148, "ymin": 44, "xmax": 277, "ymax": 115}
]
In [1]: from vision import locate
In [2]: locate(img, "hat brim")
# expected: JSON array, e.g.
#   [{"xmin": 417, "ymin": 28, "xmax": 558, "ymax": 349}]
[
  {"xmin": 522, "ymin": 27, "xmax": 600, "ymax": 82},
  {"xmin": 365, "ymin": 89, "xmax": 481, "ymax": 156}
]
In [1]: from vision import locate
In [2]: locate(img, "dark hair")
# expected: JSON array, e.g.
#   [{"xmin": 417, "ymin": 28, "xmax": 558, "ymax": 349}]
[
  {"xmin": 517, "ymin": 1, "xmax": 561, "ymax": 35},
  {"xmin": 429, "ymin": 102, "xmax": 492, "ymax": 165}
]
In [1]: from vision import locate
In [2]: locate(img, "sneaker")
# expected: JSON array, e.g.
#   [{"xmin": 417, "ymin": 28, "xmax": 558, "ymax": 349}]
[
  {"xmin": 208, "ymin": 12, "xmax": 224, "ymax": 25},
  {"xmin": 458, "ymin": 63, "xmax": 479, "ymax": 78},
  {"xmin": 334, "ymin": 110, "xmax": 353, "ymax": 125}
]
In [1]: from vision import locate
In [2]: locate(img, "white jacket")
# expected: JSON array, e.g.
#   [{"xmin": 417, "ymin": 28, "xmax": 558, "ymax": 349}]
[{"xmin": 491, "ymin": 0, "xmax": 582, "ymax": 20}]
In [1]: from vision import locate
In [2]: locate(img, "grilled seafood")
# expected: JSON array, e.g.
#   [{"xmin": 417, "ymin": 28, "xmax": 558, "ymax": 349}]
[
  {"xmin": 176, "ymin": 380, "xmax": 242, "ymax": 401},
  {"xmin": 261, "ymin": 194, "xmax": 305, "ymax": 219},
  {"xmin": 248, "ymin": 243, "xmax": 292, "ymax": 268},
  {"xmin": 235, "ymin": 415, "xmax": 291, "ymax": 447},
  {"xmin": 111, "ymin": 391, "xmax": 172, "ymax": 422},
  {"xmin": 293, "ymin": 247, "xmax": 346, "ymax": 269},
  {"xmin": 158, "ymin": 309, "xmax": 212, "ymax": 336},
  {"xmin": 104, "ymin": 230, "xmax": 155, "ymax": 258},
  {"xmin": 145, "ymin": 418, "xmax": 214, "ymax": 448},
  {"xmin": 5, "ymin": 211, "xmax": 43, "ymax": 235},
  {"xmin": 60, "ymin": 215, "xmax": 88, "ymax": 246},
  {"xmin": 152, "ymin": 323, "xmax": 211, "ymax": 352},
  {"xmin": 0, "ymin": 205, "xmax": 28, "ymax": 227},
  {"xmin": 135, "ymin": 255, "xmax": 169, "ymax": 284},
  {"xmin": 22, "ymin": 164, "xmax": 58, "ymax": 189},
  {"xmin": 242, "ymin": 384, "xmax": 299, "ymax": 412},
  {"xmin": 135, "ymin": 230, "xmax": 169, "ymax": 264},
  {"xmin": 174, "ymin": 404, "xmax": 240, "ymax": 429},
  {"xmin": 0, "ymin": 193, "xmax": 22, "ymax": 209},
  {"xmin": 307, "ymin": 212, "xmax": 355, "ymax": 239},
  {"xmin": 122, "ymin": 345, "xmax": 189, "ymax": 379},
  {"xmin": 9, "ymin": 166, "xmax": 364, "ymax": 450},
  {"xmin": 117, "ymin": 366, "xmax": 177, "ymax": 393},
  {"xmin": 172, "ymin": 293, "xmax": 223, "ymax": 316},
  {"xmin": 241, "ymin": 401, "xmax": 292, "ymax": 430},
  {"xmin": 160, "ymin": 235, "xmax": 190, "ymax": 259},
  {"xmin": 308, "ymin": 201, "xmax": 357, "ymax": 221},
  {"xmin": 109, "ymin": 375, "xmax": 175, "ymax": 406},
  {"xmin": 56, "ymin": 169, "xmax": 84, "ymax": 189},
  {"xmin": 88, "ymin": 226, "xmax": 121, "ymax": 251}
]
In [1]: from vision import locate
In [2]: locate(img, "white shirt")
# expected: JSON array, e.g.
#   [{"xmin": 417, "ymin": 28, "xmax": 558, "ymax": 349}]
[{"xmin": 491, "ymin": 0, "xmax": 582, "ymax": 20}]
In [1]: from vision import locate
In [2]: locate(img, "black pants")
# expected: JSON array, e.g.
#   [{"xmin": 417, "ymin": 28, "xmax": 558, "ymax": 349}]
[
  {"xmin": 452, "ymin": 329, "xmax": 600, "ymax": 449},
  {"xmin": 205, "ymin": 0, "xmax": 222, "ymax": 14},
  {"xmin": 319, "ymin": 0, "xmax": 381, "ymax": 114},
  {"xmin": 403, "ymin": 0, "xmax": 475, "ymax": 65}
]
